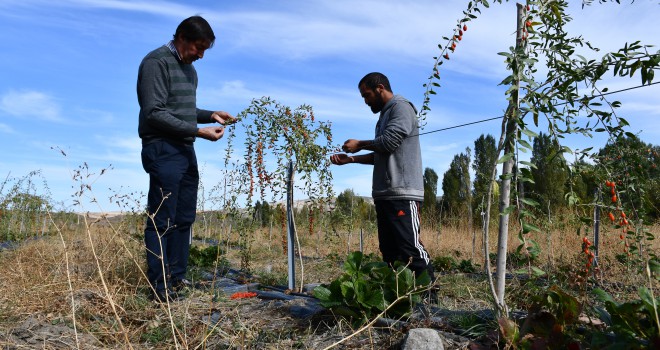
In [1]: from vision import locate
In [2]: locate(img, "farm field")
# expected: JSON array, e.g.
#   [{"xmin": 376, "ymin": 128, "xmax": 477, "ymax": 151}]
[
  {"xmin": 0, "ymin": 211, "xmax": 657, "ymax": 349},
  {"xmin": 1, "ymin": 1, "xmax": 659, "ymax": 348}
]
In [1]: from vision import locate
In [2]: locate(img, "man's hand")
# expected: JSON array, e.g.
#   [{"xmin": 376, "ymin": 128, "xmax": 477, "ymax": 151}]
[
  {"xmin": 211, "ymin": 111, "xmax": 237, "ymax": 125},
  {"xmin": 197, "ymin": 126, "xmax": 225, "ymax": 141},
  {"xmin": 342, "ymin": 139, "xmax": 361, "ymax": 153},
  {"xmin": 330, "ymin": 153, "xmax": 353, "ymax": 165}
]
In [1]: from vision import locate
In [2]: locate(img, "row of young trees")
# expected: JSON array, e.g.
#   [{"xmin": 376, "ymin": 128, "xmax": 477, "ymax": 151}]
[
  {"xmin": 252, "ymin": 188, "xmax": 376, "ymax": 234},
  {"xmin": 424, "ymin": 132, "xmax": 659, "ymax": 226}
]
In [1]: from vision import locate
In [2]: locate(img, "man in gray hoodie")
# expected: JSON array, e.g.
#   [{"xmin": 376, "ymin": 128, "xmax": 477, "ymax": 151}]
[{"xmin": 330, "ymin": 72, "xmax": 435, "ymax": 282}]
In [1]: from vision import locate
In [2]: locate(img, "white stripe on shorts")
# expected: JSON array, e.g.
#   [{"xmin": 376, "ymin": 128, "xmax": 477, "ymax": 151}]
[{"xmin": 410, "ymin": 201, "xmax": 429, "ymax": 264}]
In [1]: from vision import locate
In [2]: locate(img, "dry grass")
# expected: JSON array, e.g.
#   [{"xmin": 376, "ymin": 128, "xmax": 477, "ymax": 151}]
[{"xmin": 0, "ymin": 213, "xmax": 658, "ymax": 349}]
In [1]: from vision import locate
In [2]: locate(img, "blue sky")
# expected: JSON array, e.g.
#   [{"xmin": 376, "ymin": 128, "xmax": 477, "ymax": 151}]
[{"xmin": 0, "ymin": 0, "xmax": 658, "ymax": 213}]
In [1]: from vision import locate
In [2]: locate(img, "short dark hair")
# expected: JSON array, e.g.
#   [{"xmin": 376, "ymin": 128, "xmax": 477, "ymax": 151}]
[
  {"xmin": 174, "ymin": 16, "xmax": 215, "ymax": 47},
  {"xmin": 358, "ymin": 72, "xmax": 392, "ymax": 92}
]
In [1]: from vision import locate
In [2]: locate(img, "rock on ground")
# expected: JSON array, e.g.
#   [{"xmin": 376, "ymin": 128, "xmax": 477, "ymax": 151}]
[{"xmin": 400, "ymin": 328, "xmax": 445, "ymax": 350}]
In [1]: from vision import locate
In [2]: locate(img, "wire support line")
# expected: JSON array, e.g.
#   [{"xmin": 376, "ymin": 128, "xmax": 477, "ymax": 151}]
[
  {"xmin": 589, "ymin": 80, "xmax": 659, "ymax": 99},
  {"xmin": 414, "ymin": 116, "xmax": 503, "ymax": 137},
  {"xmin": 326, "ymin": 80, "xmax": 658, "ymax": 155},
  {"xmin": 411, "ymin": 80, "xmax": 660, "ymax": 138}
]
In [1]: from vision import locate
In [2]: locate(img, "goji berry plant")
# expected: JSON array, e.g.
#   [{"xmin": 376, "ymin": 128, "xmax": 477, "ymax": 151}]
[
  {"xmin": 216, "ymin": 96, "xmax": 336, "ymax": 271},
  {"xmin": 422, "ymin": 0, "xmax": 659, "ymax": 328}
]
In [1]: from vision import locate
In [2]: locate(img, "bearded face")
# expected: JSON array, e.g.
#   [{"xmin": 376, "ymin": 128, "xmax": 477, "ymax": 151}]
[{"xmin": 359, "ymin": 84, "xmax": 386, "ymax": 114}]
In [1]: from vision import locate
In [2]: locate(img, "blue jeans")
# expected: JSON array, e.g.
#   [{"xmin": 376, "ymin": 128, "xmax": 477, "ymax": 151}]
[{"xmin": 141, "ymin": 140, "xmax": 198, "ymax": 292}]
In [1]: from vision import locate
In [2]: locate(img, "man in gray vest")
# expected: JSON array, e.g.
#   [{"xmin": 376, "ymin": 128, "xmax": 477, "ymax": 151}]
[
  {"xmin": 137, "ymin": 16, "xmax": 235, "ymax": 302},
  {"xmin": 331, "ymin": 72, "xmax": 435, "ymax": 284}
]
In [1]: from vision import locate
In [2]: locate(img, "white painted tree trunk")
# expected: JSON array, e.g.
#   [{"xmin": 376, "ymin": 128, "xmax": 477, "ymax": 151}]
[{"xmin": 494, "ymin": 2, "xmax": 525, "ymax": 316}]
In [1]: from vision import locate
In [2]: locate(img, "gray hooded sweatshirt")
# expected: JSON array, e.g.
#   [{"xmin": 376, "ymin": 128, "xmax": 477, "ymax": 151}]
[{"xmin": 370, "ymin": 95, "xmax": 424, "ymax": 201}]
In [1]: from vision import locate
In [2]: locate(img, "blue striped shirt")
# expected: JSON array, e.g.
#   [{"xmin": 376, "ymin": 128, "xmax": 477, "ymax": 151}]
[{"xmin": 166, "ymin": 40, "xmax": 182, "ymax": 61}]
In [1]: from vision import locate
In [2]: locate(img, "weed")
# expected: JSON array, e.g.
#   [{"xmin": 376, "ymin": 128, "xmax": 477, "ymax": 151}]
[
  {"xmin": 448, "ymin": 312, "xmax": 493, "ymax": 338},
  {"xmin": 458, "ymin": 259, "xmax": 478, "ymax": 273},
  {"xmin": 256, "ymin": 271, "xmax": 288, "ymax": 287},
  {"xmin": 432, "ymin": 255, "xmax": 457, "ymax": 272},
  {"xmin": 140, "ymin": 322, "xmax": 173, "ymax": 343},
  {"xmin": 189, "ymin": 244, "xmax": 227, "ymax": 269}
]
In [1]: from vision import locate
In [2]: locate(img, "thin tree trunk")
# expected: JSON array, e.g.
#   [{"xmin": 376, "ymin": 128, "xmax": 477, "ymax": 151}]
[
  {"xmin": 547, "ymin": 200, "xmax": 553, "ymax": 269},
  {"xmin": 494, "ymin": 3, "xmax": 525, "ymax": 316}
]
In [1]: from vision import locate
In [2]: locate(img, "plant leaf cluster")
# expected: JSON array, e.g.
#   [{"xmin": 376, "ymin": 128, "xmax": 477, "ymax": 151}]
[
  {"xmin": 591, "ymin": 259, "xmax": 660, "ymax": 349},
  {"xmin": 313, "ymin": 251, "xmax": 431, "ymax": 327}
]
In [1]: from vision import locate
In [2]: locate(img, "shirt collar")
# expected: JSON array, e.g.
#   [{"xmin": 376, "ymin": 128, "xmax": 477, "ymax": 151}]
[{"xmin": 166, "ymin": 40, "xmax": 182, "ymax": 61}]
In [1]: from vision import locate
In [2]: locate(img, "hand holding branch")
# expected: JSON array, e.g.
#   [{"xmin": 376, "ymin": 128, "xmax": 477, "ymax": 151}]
[
  {"xmin": 342, "ymin": 139, "xmax": 361, "ymax": 153},
  {"xmin": 211, "ymin": 111, "xmax": 237, "ymax": 125}
]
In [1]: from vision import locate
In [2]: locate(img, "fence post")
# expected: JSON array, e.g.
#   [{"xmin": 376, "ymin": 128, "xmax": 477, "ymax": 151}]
[
  {"xmin": 286, "ymin": 161, "xmax": 296, "ymax": 291},
  {"xmin": 359, "ymin": 227, "xmax": 363, "ymax": 253},
  {"xmin": 41, "ymin": 212, "xmax": 47, "ymax": 237},
  {"xmin": 593, "ymin": 188, "xmax": 600, "ymax": 276}
]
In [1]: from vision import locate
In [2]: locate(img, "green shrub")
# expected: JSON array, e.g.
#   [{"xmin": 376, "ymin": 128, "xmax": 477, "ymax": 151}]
[
  {"xmin": 189, "ymin": 245, "xmax": 227, "ymax": 269},
  {"xmin": 433, "ymin": 255, "xmax": 457, "ymax": 272},
  {"xmin": 457, "ymin": 259, "xmax": 478, "ymax": 273},
  {"xmin": 313, "ymin": 251, "xmax": 431, "ymax": 326}
]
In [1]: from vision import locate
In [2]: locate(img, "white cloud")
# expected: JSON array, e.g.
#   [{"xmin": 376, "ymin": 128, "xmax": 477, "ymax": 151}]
[
  {"xmin": 200, "ymin": 79, "xmax": 373, "ymax": 125},
  {"xmin": 425, "ymin": 143, "xmax": 460, "ymax": 154},
  {"xmin": 0, "ymin": 123, "xmax": 14, "ymax": 134},
  {"xmin": 93, "ymin": 135, "xmax": 143, "ymax": 165},
  {"xmin": 72, "ymin": 0, "xmax": 195, "ymax": 17},
  {"xmin": 214, "ymin": 1, "xmax": 468, "ymax": 65},
  {"xmin": 0, "ymin": 90, "xmax": 64, "ymax": 122},
  {"xmin": 76, "ymin": 108, "xmax": 116, "ymax": 124},
  {"xmin": 0, "ymin": 0, "xmax": 196, "ymax": 18}
]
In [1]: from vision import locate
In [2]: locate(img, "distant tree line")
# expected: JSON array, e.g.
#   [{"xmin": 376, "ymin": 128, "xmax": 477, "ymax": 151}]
[
  {"xmin": 252, "ymin": 133, "xmax": 658, "ymax": 233},
  {"xmin": 424, "ymin": 133, "xmax": 659, "ymax": 227}
]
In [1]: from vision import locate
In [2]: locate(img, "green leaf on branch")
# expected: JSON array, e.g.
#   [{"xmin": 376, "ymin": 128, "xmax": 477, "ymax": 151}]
[
  {"xmin": 497, "ymin": 152, "xmax": 514, "ymax": 164},
  {"xmin": 649, "ymin": 259, "xmax": 660, "ymax": 280},
  {"xmin": 521, "ymin": 197, "xmax": 540, "ymax": 207},
  {"xmin": 520, "ymin": 160, "xmax": 537, "ymax": 169},
  {"xmin": 522, "ymin": 222, "xmax": 541, "ymax": 234},
  {"xmin": 518, "ymin": 139, "xmax": 532, "ymax": 150},
  {"xmin": 521, "ymin": 128, "xmax": 538, "ymax": 138},
  {"xmin": 501, "ymin": 205, "xmax": 516, "ymax": 216},
  {"xmin": 530, "ymin": 266, "xmax": 546, "ymax": 277}
]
